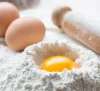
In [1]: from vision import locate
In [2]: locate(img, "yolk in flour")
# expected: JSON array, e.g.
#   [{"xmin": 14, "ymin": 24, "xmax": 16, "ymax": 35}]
[{"xmin": 40, "ymin": 56, "xmax": 78, "ymax": 72}]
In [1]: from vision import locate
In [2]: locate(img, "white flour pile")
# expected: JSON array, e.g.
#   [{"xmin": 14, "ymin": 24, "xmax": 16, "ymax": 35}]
[{"xmin": 0, "ymin": 40, "xmax": 100, "ymax": 91}]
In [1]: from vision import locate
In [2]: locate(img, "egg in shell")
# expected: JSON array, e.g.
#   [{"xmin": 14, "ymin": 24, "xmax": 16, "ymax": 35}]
[
  {"xmin": 5, "ymin": 17, "xmax": 46, "ymax": 51},
  {"xmin": 0, "ymin": 2, "xmax": 19, "ymax": 36}
]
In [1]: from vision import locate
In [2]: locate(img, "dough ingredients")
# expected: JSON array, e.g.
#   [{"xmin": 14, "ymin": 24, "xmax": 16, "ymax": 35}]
[{"xmin": 0, "ymin": 40, "xmax": 100, "ymax": 91}]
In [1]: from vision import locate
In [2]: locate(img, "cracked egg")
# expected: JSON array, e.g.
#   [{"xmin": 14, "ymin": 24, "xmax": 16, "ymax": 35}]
[
  {"xmin": 23, "ymin": 41, "xmax": 100, "ymax": 90},
  {"xmin": 24, "ymin": 40, "xmax": 99, "ymax": 72}
]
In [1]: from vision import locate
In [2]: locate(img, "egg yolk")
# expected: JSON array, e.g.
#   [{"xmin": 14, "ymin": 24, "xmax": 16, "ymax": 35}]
[{"xmin": 40, "ymin": 56, "xmax": 77, "ymax": 72}]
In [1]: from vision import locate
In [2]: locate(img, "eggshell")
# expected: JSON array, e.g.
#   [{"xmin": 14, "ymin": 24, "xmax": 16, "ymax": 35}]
[
  {"xmin": 0, "ymin": 2, "xmax": 19, "ymax": 36},
  {"xmin": 5, "ymin": 17, "xmax": 46, "ymax": 52}
]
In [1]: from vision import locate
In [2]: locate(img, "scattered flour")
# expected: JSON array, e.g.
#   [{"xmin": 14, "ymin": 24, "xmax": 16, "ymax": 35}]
[{"xmin": 0, "ymin": 40, "xmax": 100, "ymax": 91}]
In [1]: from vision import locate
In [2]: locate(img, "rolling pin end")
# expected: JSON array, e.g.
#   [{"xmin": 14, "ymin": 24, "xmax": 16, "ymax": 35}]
[{"xmin": 52, "ymin": 6, "xmax": 72, "ymax": 28}]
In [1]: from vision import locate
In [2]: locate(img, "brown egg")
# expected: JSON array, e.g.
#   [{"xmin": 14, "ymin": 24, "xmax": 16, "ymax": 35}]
[
  {"xmin": 0, "ymin": 2, "xmax": 19, "ymax": 36},
  {"xmin": 5, "ymin": 17, "xmax": 46, "ymax": 52}
]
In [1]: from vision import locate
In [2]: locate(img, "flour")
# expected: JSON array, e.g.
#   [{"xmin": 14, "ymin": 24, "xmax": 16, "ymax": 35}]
[{"xmin": 0, "ymin": 40, "xmax": 100, "ymax": 91}]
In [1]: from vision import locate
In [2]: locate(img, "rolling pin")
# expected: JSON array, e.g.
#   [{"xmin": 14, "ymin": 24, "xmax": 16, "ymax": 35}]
[{"xmin": 52, "ymin": 6, "xmax": 100, "ymax": 54}]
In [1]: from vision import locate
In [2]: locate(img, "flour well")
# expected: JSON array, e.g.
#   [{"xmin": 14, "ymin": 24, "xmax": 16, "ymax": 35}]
[{"xmin": 0, "ymin": 40, "xmax": 100, "ymax": 91}]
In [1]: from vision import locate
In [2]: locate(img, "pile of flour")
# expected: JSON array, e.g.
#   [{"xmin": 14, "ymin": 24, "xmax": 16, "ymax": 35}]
[{"xmin": 0, "ymin": 40, "xmax": 100, "ymax": 91}]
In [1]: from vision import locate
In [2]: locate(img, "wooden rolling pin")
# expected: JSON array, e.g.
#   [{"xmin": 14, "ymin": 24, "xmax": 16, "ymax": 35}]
[{"xmin": 52, "ymin": 6, "xmax": 100, "ymax": 54}]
